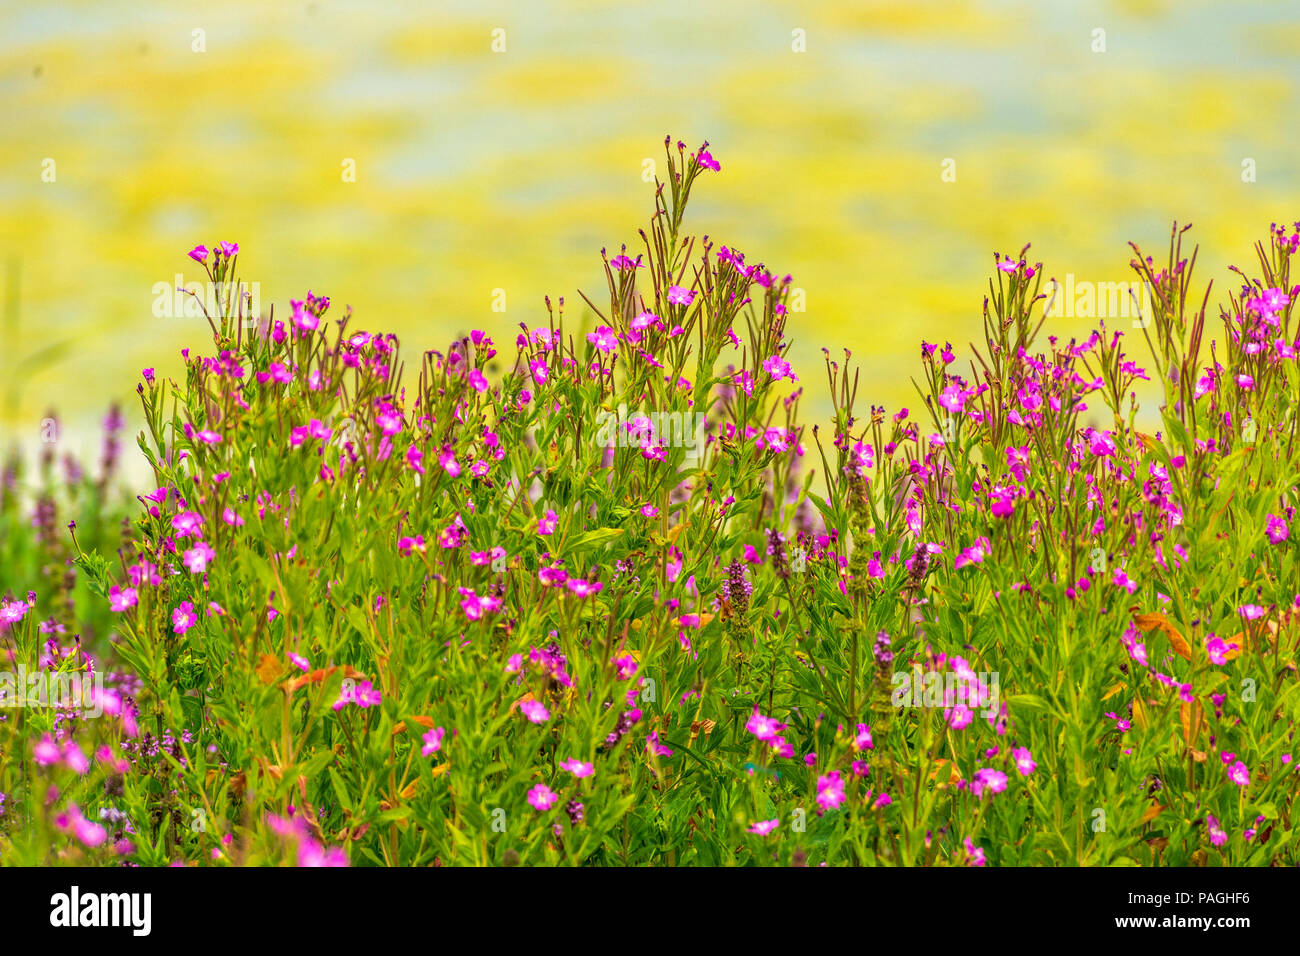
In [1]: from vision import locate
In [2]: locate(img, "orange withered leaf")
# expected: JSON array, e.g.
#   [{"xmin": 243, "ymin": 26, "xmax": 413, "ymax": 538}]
[
  {"xmin": 256, "ymin": 653, "xmax": 285, "ymax": 684},
  {"xmin": 1133, "ymin": 612, "xmax": 1192, "ymax": 662}
]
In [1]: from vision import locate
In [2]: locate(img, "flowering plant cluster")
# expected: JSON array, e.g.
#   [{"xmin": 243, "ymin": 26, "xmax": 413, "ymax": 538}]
[{"xmin": 1, "ymin": 140, "xmax": 1298, "ymax": 866}]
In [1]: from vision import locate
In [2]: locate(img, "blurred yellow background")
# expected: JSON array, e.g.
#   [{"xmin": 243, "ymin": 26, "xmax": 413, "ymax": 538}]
[{"xmin": 2, "ymin": 0, "xmax": 1298, "ymax": 469}]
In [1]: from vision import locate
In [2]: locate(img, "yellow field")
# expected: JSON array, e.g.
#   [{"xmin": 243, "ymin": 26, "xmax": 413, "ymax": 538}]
[{"xmin": 2, "ymin": 0, "xmax": 1297, "ymax": 456}]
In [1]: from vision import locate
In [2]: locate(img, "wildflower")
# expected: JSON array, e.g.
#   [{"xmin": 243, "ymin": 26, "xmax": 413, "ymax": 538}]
[
  {"xmin": 527, "ymin": 784, "xmax": 559, "ymax": 811},
  {"xmin": 438, "ymin": 447, "xmax": 461, "ymax": 477},
  {"xmin": 183, "ymin": 540, "xmax": 216, "ymax": 573},
  {"xmin": 333, "ymin": 680, "xmax": 381, "ymax": 710},
  {"xmin": 538, "ymin": 509, "xmax": 558, "ymax": 535},
  {"xmin": 1111, "ymin": 567, "xmax": 1138, "ymax": 594},
  {"xmin": 611, "ymin": 654, "xmax": 638, "ymax": 680},
  {"xmin": 289, "ymin": 653, "xmax": 310, "ymax": 671},
  {"xmin": 62, "ymin": 741, "xmax": 90, "ymax": 775},
  {"xmin": 108, "ymin": 585, "xmax": 138, "ymax": 612},
  {"xmin": 938, "ymin": 383, "xmax": 968, "ymax": 412},
  {"xmin": 1012, "ymin": 747, "xmax": 1036, "ymax": 776},
  {"xmin": 421, "ymin": 727, "xmax": 446, "ymax": 757},
  {"xmin": 398, "ymin": 535, "xmax": 426, "ymax": 556},
  {"xmin": 1238, "ymin": 604, "xmax": 1266, "ymax": 621},
  {"xmin": 696, "ymin": 149, "xmax": 721, "ymax": 172},
  {"xmin": 520, "ymin": 699, "xmax": 550, "ymax": 724},
  {"xmin": 746, "ymin": 708, "xmax": 786, "ymax": 743},
  {"xmin": 1226, "ymin": 760, "xmax": 1250, "ymax": 787},
  {"xmin": 962, "ymin": 837, "xmax": 987, "ymax": 866},
  {"xmin": 748, "ymin": 819, "xmax": 779, "ymax": 836},
  {"xmin": 172, "ymin": 601, "xmax": 197, "ymax": 634},
  {"xmin": 646, "ymin": 732, "xmax": 673, "ymax": 757},
  {"xmin": 1205, "ymin": 634, "xmax": 1239, "ymax": 665},
  {"xmin": 171, "ymin": 511, "xmax": 204, "ymax": 537},
  {"xmin": 946, "ymin": 704, "xmax": 973, "ymax": 730},
  {"xmin": 763, "ymin": 354, "xmax": 798, "ymax": 382},
  {"xmin": 972, "ymin": 768, "xmax": 1008, "ymax": 797},
  {"xmin": 406, "ymin": 445, "xmax": 425, "ymax": 475},
  {"xmin": 587, "ymin": 327, "xmax": 619, "ymax": 353},
  {"xmin": 1207, "ymin": 814, "xmax": 1228, "ymax": 847},
  {"xmin": 560, "ymin": 758, "xmax": 594, "ymax": 778},
  {"xmin": 1266, "ymin": 513, "xmax": 1289, "ymax": 544},
  {"xmin": 853, "ymin": 723, "xmax": 874, "ymax": 752},
  {"xmin": 666, "ymin": 285, "xmax": 696, "ymax": 306},
  {"xmin": 34, "ymin": 734, "xmax": 61, "ymax": 766},
  {"xmin": 816, "ymin": 771, "xmax": 846, "ymax": 813},
  {"xmin": 458, "ymin": 588, "xmax": 501, "ymax": 621},
  {"xmin": 188, "ymin": 244, "xmax": 209, "ymax": 263}
]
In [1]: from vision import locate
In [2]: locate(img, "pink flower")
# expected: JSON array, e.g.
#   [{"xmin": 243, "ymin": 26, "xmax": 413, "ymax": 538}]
[
  {"xmin": 398, "ymin": 535, "xmax": 426, "ymax": 556},
  {"xmin": 467, "ymin": 369, "xmax": 488, "ymax": 392},
  {"xmin": 435, "ymin": 446, "xmax": 461, "ymax": 477},
  {"xmin": 1238, "ymin": 604, "xmax": 1266, "ymax": 621},
  {"xmin": 646, "ymin": 731, "xmax": 674, "ymax": 756},
  {"xmin": 560, "ymin": 758, "xmax": 594, "ymax": 778},
  {"xmin": 816, "ymin": 771, "xmax": 846, "ymax": 813},
  {"xmin": 34, "ymin": 733, "xmax": 61, "ymax": 766},
  {"xmin": 406, "ymin": 445, "xmax": 425, "ymax": 475},
  {"xmin": 527, "ymin": 784, "xmax": 559, "ymax": 811},
  {"xmin": 538, "ymin": 509, "xmax": 558, "ymax": 535},
  {"xmin": 972, "ymin": 767, "xmax": 1008, "ymax": 798},
  {"xmin": 745, "ymin": 708, "xmax": 786, "ymax": 742},
  {"xmin": 567, "ymin": 579, "xmax": 603, "ymax": 598},
  {"xmin": 696, "ymin": 149, "xmax": 721, "ymax": 172},
  {"xmin": 938, "ymin": 383, "xmax": 968, "ymax": 412},
  {"xmin": 289, "ymin": 653, "xmax": 310, "ymax": 671},
  {"xmin": 333, "ymin": 679, "xmax": 381, "ymax": 710},
  {"xmin": 1207, "ymin": 814, "xmax": 1228, "ymax": 847},
  {"xmin": 1227, "ymin": 760, "xmax": 1250, "ymax": 786},
  {"xmin": 520, "ymin": 699, "xmax": 550, "ymax": 724},
  {"xmin": 108, "ymin": 585, "xmax": 138, "ymax": 612},
  {"xmin": 171, "ymin": 510, "xmax": 204, "ymax": 538},
  {"xmin": 666, "ymin": 285, "xmax": 696, "ymax": 306},
  {"xmin": 1112, "ymin": 568, "xmax": 1138, "ymax": 594},
  {"xmin": 1266, "ymin": 513, "xmax": 1289, "ymax": 544},
  {"xmin": 172, "ymin": 601, "xmax": 197, "ymax": 634},
  {"xmin": 1088, "ymin": 430, "xmax": 1116, "ymax": 457},
  {"xmin": 1205, "ymin": 634, "xmax": 1239, "ymax": 665},
  {"xmin": 421, "ymin": 727, "xmax": 446, "ymax": 757},
  {"xmin": 1012, "ymin": 747, "xmax": 1036, "ymax": 775},
  {"xmin": 853, "ymin": 723, "xmax": 874, "ymax": 752},
  {"xmin": 183, "ymin": 540, "xmax": 216, "ymax": 573},
  {"xmin": 62, "ymin": 741, "xmax": 90, "ymax": 775},
  {"xmin": 748, "ymin": 819, "xmax": 779, "ymax": 836},
  {"xmin": 763, "ymin": 354, "xmax": 798, "ymax": 382},
  {"xmin": 587, "ymin": 327, "xmax": 619, "ymax": 353},
  {"xmin": 188, "ymin": 244, "xmax": 209, "ymax": 263}
]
